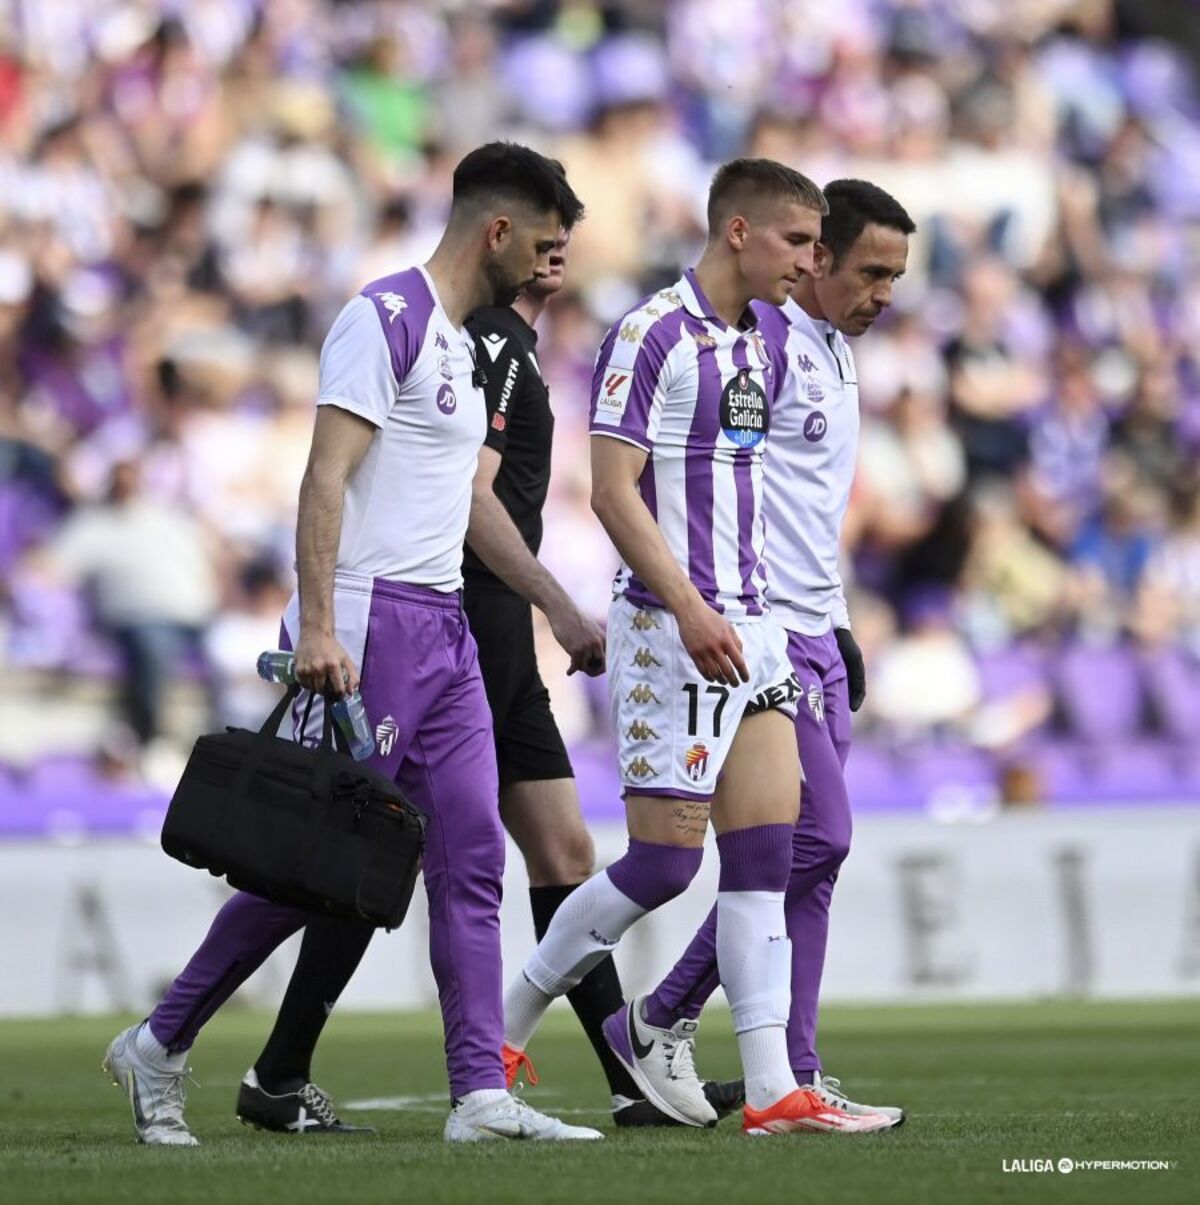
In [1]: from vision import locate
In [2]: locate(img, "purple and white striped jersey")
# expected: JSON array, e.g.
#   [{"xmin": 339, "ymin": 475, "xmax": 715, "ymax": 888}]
[
  {"xmin": 315, "ymin": 266, "xmax": 486, "ymax": 590},
  {"xmin": 589, "ymin": 269, "xmax": 788, "ymax": 619}
]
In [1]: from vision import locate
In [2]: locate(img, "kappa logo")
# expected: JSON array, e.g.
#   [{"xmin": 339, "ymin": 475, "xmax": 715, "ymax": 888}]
[
  {"xmin": 796, "ymin": 352, "xmax": 817, "ymax": 373},
  {"xmin": 626, "ymin": 719, "xmax": 660, "ymax": 741},
  {"xmin": 660, "ymin": 290, "xmax": 683, "ymax": 307},
  {"xmin": 684, "ymin": 742, "xmax": 710, "ymax": 782},
  {"xmin": 480, "ymin": 333, "xmax": 508, "ymax": 362},
  {"xmin": 619, "ymin": 323, "xmax": 642, "ymax": 343},
  {"xmin": 435, "ymin": 331, "xmax": 449, "ymax": 351},
  {"xmin": 692, "ymin": 332, "xmax": 717, "ymax": 349},
  {"xmin": 375, "ymin": 715, "xmax": 399, "ymax": 757},
  {"xmin": 631, "ymin": 610, "xmax": 661, "ymax": 631},
  {"xmin": 626, "ymin": 684, "xmax": 662, "ymax": 705},
  {"xmin": 807, "ymin": 683, "xmax": 825, "ymax": 724},
  {"xmin": 643, "ymin": 306, "xmax": 662, "ymax": 319},
  {"xmin": 626, "ymin": 756, "xmax": 659, "ymax": 780},
  {"xmin": 375, "ymin": 291, "xmax": 408, "ymax": 323},
  {"xmin": 632, "ymin": 647, "xmax": 662, "ymax": 669}
]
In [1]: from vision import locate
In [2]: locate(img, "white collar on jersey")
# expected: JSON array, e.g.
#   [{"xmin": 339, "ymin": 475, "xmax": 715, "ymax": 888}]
[{"xmin": 678, "ymin": 268, "xmax": 759, "ymax": 332}]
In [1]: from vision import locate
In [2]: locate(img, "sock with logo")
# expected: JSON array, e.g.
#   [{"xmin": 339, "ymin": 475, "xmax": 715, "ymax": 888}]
[
  {"xmin": 252, "ymin": 916, "xmax": 375, "ymax": 1094},
  {"xmin": 529, "ymin": 884, "xmax": 641, "ymax": 1100},
  {"xmin": 715, "ymin": 824, "xmax": 797, "ymax": 1110}
]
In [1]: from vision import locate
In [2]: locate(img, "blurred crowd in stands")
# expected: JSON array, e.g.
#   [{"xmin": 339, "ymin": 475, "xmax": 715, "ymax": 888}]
[{"xmin": 2, "ymin": 0, "xmax": 1200, "ymax": 813}]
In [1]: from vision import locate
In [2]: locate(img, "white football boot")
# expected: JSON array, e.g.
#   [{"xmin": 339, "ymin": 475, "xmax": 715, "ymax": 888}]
[
  {"xmin": 102, "ymin": 1023, "xmax": 199, "ymax": 1146},
  {"xmin": 444, "ymin": 1090, "xmax": 604, "ymax": 1142},
  {"xmin": 601, "ymin": 997, "xmax": 717, "ymax": 1128},
  {"xmin": 805, "ymin": 1071, "xmax": 905, "ymax": 1126}
]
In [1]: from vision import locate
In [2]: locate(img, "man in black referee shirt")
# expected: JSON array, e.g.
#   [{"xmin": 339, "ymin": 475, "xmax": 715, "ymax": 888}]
[{"xmin": 228, "ymin": 231, "xmax": 739, "ymax": 1133}]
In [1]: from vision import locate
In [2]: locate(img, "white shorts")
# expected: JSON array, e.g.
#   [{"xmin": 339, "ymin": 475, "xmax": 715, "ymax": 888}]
[{"xmin": 608, "ymin": 596, "xmax": 800, "ymax": 801}]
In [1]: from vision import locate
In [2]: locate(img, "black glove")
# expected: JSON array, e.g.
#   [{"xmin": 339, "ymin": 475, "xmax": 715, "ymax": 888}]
[{"xmin": 834, "ymin": 627, "xmax": 866, "ymax": 712}]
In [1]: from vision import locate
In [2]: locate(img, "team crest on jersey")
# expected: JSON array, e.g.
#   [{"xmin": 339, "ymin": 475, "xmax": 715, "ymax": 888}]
[
  {"xmin": 435, "ymin": 331, "xmax": 449, "ymax": 351},
  {"xmin": 375, "ymin": 715, "xmax": 399, "ymax": 757},
  {"xmin": 807, "ymin": 684, "xmax": 825, "ymax": 724},
  {"xmin": 626, "ymin": 756, "xmax": 659, "ymax": 780},
  {"xmin": 796, "ymin": 352, "xmax": 817, "ymax": 373},
  {"xmin": 436, "ymin": 384, "xmax": 457, "ymax": 415},
  {"xmin": 375, "ymin": 291, "xmax": 407, "ymax": 323},
  {"xmin": 802, "ymin": 376, "xmax": 824, "ymax": 403},
  {"xmin": 720, "ymin": 368, "xmax": 768, "ymax": 449},
  {"xmin": 684, "ymin": 742, "xmax": 710, "ymax": 782},
  {"xmin": 491, "ymin": 413, "xmax": 506, "ymax": 431},
  {"xmin": 437, "ymin": 355, "xmax": 453, "ymax": 381}
]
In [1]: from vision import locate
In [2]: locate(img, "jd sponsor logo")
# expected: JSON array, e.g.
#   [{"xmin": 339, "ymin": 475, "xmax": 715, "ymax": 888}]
[
  {"xmin": 436, "ymin": 384, "xmax": 457, "ymax": 415},
  {"xmin": 803, "ymin": 412, "xmax": 827, "ymax": 442}
]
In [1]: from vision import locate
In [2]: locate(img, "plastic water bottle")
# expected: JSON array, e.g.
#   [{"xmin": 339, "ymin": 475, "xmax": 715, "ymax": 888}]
[{"xmin": 256, "ymin": 650, "xmax": 375, "ymax": 761}]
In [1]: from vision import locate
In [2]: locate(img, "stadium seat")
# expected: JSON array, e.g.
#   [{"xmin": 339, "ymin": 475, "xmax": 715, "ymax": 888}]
[
  {"xmin": 1141, "ymin": 647, "xmax": 1200, "ymax": 745},
  {"xmin": 1054, "ymin": 643, "xmax": 1145, "ymax": 743}
]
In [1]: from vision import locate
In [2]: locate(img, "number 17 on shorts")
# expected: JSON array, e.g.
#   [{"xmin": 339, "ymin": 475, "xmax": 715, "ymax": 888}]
[{"xmin": 608, "ymin": 596, "xmax": 793, "ymax": 801}]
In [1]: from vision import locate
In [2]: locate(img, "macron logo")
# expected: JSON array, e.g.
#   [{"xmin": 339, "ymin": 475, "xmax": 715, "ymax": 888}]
[
  {"xmin": 375, "ymin": 292, "xmax": 408, "ymax": 323},
  {"xmin": 481, "ymin": 333, "xmax": 508, "ymax": 362}
]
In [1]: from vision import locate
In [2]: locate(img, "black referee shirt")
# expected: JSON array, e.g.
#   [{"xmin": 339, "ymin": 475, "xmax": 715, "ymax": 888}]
[{"xmin": 462, "ymin": 305, "xmax": 554, "ymax": 585}]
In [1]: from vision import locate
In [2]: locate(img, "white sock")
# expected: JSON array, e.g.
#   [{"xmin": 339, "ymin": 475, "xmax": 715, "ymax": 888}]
[
  {"xmin": 716, "ymin": 890, "xmax": 796, "ymax": 1108},
  {"xmin": 528, "ymin": 871, "xmax": 646, "ymax": 996},
  {"xmin": 737, "ymin": 1025, "xmax": 797, "ymax": 1111},
  {"xmin": 456, "ymin": 1088, "xmax": 509, "ymax": 1111},
  {"xmin": 135, "ymin": 1021, "xmax": 186, "ymax": 1070},
  {"xmin": 503, "ymin": 974, "xmax": 555, "ymax": 1050}
]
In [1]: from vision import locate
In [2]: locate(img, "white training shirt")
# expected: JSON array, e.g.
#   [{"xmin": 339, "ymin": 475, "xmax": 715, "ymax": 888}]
[
  {"xmin": 316, "ymin": 266, "xmax": 486, "ymax": 590},
  {"xmin": 753, "ymin": 296, "xmax": 860, "ymax": 635},
  {"xmin": 589, "ymin": 269, "xmax": 787, "ymax": 619}
]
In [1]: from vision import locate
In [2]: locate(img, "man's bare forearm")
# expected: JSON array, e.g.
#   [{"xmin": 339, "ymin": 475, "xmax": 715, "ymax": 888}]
[
  {"xmin": 466, "ymin": 490, "xmax": 571, "ymax": 616},
  {"xmin": 592, "ymin": 481, "xmax": 702, "ymax": 617},
  {"xmin": 296, "ymin": 465, "xmax": 346, "ymax": 636}
]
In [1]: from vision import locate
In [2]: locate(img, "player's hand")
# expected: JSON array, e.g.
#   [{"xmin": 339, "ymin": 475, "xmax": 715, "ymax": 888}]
[
  {"xmin": 294, "ymin": 629, "xmax": 359, "ymax": 697},
  {"xmin": 676, "ymin": 598, "xmax": 748, "ymax": 687},
  {"xmin": 834, "ymin": 627, "xmax": 866, "ymax": 711},
  {"xmin": 548, "ymin": 603, "xmax": 606, "ymax": 677}
]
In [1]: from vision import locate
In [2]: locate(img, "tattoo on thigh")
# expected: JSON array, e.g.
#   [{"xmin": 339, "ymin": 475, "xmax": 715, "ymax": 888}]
[{"xmin": 670, "ymin": 802, "xmax": 709, "ymax": 838}]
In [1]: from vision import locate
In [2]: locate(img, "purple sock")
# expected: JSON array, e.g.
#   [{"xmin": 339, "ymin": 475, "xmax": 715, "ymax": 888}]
[
  {"xmin": 606, "ymin": 838, "xmax": 703, "ymax": 911},
  {"xmin": 717, "ymin": 823, "xmax": 793, "ymax": 892}
]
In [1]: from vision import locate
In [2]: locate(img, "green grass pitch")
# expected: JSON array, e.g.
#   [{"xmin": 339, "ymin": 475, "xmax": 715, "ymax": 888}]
[{"xmin": 0, "ymin": 1001, "xmax": 1194, "ymax": 1205}]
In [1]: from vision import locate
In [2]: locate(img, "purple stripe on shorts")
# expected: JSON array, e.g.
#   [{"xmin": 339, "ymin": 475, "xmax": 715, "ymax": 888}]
[
  {"xmin": 730, "ymin": 338, "xmax": 763, "ymax": 617},
  {"xmin": 684, "ymin": 316, "xmax": 721, "ymax": 610}
]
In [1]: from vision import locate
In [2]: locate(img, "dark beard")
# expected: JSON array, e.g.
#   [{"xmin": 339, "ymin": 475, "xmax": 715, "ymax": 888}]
[{"xmin": 485, "ymin": 259, "xmax": 522, "ymax": 307}]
